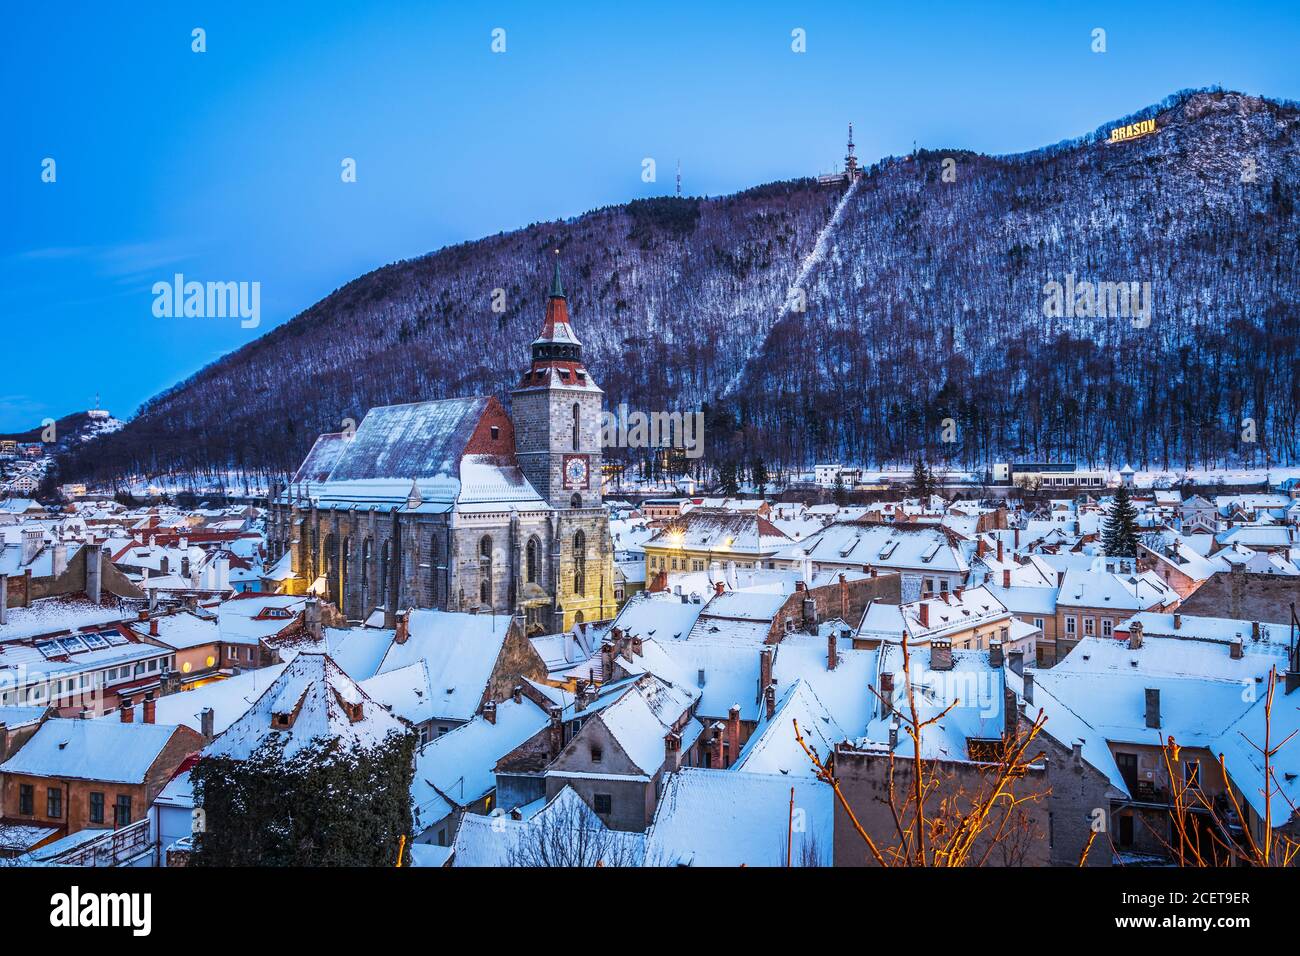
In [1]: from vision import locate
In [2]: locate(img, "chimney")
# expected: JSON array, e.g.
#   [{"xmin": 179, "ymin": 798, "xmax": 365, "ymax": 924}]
[
  {"xmin": 393, "ymin": 608, "xmax": 408, "ymax": 645},
  {"xmin": 1008, "ymin": 649, "xmax": 1024, "ymax": 676},
  {"xmin": 931, "ymin": 636, "xmax": 954, "ymax": 671},
  {"xmin": 1252, "ymin": 621, "xmax": 1261, "ymax": 640},
  {"xmin": 52, "ymin": 542, "xmax": 67, "ymax": 578},
  {"xmin": 1230, "ymin": 635, "xmax": 1243, "ymax": 660},
  {"xmin": 1072, "ymin": 741, "xmax": 1083, "ymax": 769},
  {"xmin": 512, "ymin": 685, "xmax": 523, "ymax": 705},
  {"xmin": 1056, "ymin": 571, "xmax": 1065, "ymax": 587},
  {"xmin": 548, "ymin": 706, "xmax": 563, "ymax": 757},
  {"xmin": 20, "ymin": 528, "xmax": 41, "ymax": 566},
  {"xmin": 714, "ymin": 580, "xmax": 725, "ymax": 597},
  {"xmin": 879, "ymin": 671, "xmax": 895, "ymax": 717},
  {"xmin": 573, "ymin": 679, "xmax": 589, "ymax": 712},
  {"xmin": 149, "ymin": 618, "xmax": 159, "ymax": 637},
  {"xmin": 709, "ymin": 723, "xmax": 725, "ymax": 768},
  {"xmin": 1128, "ymin": 621, "xmax": 1144, "ymax": 651},
  {"xmin": 764, "ymin": 683, "xmax": 777, "ymax": 720},
  {"xmin": 181, "ymin": 554, "xmax": 191, "ymax": 579},
  {"xmin": 1145, "ymin": 688, "xmax": 1161, "ymax": 729},
  {"xmin": 631, "ymin": 635, "xmax": 644, "ymax": 657},
  {"xmin": 997, "ymin": 539, "xmax": 1004, "ymax": 562},
  {"xmin": 143, "ymin": 691, "xmax": 156, "ymax": 724},
  {"xmin": 802, "ymin": 596, "xmax": 817, "ymax": 632},
  {"xmin": 795, "ymin": 579, "xmax": 806, "ymax": 593},
  {"xmin": 1003, "ymin": 685, "xmax": 1017, "ymax": 740},
  {"xmin": 918, "ymin": 601, "xmax": 930, "ymax": 629},
  {"xmin": 1173, "ymin": 612, "xmax": 1181, "ymax": 630},
  {"xmin": 138, "ymin": 609, "xmax": 149, "ymax": 622},
  {"xmin": 727, "ymin": 705, "xmax": 741, "ymax": 765},
  {"xmin": 86, "ymin": 546, "xmax": 102, "ymax": 604},
  {"xmin": 759, "ymin": 646, "xmax": 773, "ymax": 696},
  {"xmin": 1002, "ymin": 569, "xmax": 1011, "ymax": 589},
  {"xmin": 1023, "ymin": 671, "xmax": 1035, "ymax": 705},
  {"xmin": 200, "ymin": 707, "xmax": 215, "ymax": 740},
  {"xmin": 600, "ymin": 641, "xmax": 615, "ymax": 681},
  {"xmin": 827, "ymin": 630, "xmax": 838, "ymax": 671},
  {"xmin": 888, "ymin": 715, "xmax": 900, "ymax": 750},
  {"xmin": 120, "ymin": 695, "xmax": 134, "ymax": 723},
  {"xmin": 483, "ymin": 699, "xmax": 497, "ymax": 725},
  {"xmin": 989, "ymin": 637, "xmax": 1004, "ymax": 668}
]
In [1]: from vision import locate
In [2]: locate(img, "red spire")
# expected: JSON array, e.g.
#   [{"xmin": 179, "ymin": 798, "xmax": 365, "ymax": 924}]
[
  {"xmin": 518, "ymin": 255, "xmax": 596, "ymax": 391},
  {"xmin": 535, "ymin": 254, "xmax": 580, "ymax": 347}
]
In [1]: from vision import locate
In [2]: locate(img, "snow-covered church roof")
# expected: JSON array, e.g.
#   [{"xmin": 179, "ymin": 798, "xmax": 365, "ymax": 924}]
[{"xmin": 328, "ymin": 398, "xmax": 489, "ymax": 483}]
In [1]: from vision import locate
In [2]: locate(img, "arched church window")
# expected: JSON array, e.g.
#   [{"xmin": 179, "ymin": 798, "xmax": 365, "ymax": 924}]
[
  {"xmin": 361, "ymin": 538, "xmax": 372, "ymax": 589},
  {"xmin": 427, "ymin": 532, "xmax": 441, "ymax": 605},
  {"xmin": 479, "ymin": 535, "xmax": 494, "ymax": 606},
  {"xmin": 573, "ymin": 530, "xmax": 586, "ymax": 596},
  {"xmin": 341, "ymin": 537, "xmax": 350, "ymax": 611},
  {"xmin": 570, "ymin": 493, "xmax": 582, "ymax": 509},
  {"xmin": 526, "ymin": 536, "xmax": 540, "ymax": 584},
  {"xmin": 572, "ymin": 402, "xmax": 581, "ymax": 451},
  {"xmin": 380, "ymin": 540, "xmax": 391, "ymax": 594}
]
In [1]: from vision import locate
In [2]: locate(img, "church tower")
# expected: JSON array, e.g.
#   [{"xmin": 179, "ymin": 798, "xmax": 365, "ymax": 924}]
[{"xmin": 511, "ymin": 258, "xmax": 615, "ymax": 630}]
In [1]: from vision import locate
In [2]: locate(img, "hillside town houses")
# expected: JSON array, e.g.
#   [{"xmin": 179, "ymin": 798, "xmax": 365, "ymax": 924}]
[
  {"xmin": 3, "ymin": 469, "xmax": 1296, "ymax": 867},
  {"xmin": 2, "ymin": 276, "xmax": 1300, "ymax": 867}
]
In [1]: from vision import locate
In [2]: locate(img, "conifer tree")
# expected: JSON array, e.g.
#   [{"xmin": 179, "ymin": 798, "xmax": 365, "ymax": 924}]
[
  {"xmin": 719, "ymin": 460, "xmax": 739, "ymax": 497},
  {"xmin": 750, "ymin": 456, "xmax": 769, "ymax": 497},
  {"xmin": 910, "ymin": 457, "xmax": 933, "ymax": 499},
  {"xmin": 1102, "ymin": 484, "xmax": 1141, "ymax": 557},
  {"xmin": 833, "ymin": 471, "xmax": 848, "ymax": 507}
]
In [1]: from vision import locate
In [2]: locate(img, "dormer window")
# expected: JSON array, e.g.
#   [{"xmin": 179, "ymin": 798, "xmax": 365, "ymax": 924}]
[{"xmin": 559, "ymin": 369, "xmax": 571, "ymax": 380}]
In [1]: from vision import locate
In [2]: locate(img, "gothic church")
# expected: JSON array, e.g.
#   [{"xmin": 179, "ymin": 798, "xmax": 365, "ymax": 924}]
[{"xmin": 266, "ymin": 262, "xmax": 615, "ymax": 633}]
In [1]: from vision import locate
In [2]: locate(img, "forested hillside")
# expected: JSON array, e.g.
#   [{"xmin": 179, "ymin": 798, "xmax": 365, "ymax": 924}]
[{"xmin": 62, "ymin": 89, "xmax": 1300, "ymax": 486}]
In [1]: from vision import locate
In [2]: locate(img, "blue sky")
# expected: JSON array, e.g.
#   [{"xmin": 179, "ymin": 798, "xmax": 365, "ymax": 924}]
[{"xmin": 3, "ymin": 0, "xmax": 1298, "ymax": 431}]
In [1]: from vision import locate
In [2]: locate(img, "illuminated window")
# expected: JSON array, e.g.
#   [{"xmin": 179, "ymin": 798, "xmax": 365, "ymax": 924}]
[{"xmin": 573, "ymin": 530, "xmax": 586, "ymax": 595}]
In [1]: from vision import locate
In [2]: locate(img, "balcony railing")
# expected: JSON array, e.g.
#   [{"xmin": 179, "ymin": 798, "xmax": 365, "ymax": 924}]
[{"xmin": 51, "ymin": 819, "xmax": 152, "ymax": 867}]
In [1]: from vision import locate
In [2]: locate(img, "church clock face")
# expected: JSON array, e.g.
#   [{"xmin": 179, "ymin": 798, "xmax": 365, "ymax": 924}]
[{"xmin": 563, "ymin": 454, "xmax": 590, "ymax": 490}]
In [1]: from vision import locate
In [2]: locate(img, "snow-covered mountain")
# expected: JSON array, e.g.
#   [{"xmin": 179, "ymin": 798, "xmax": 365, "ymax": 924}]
[{"xmin": 63, "ymin": 89, "xmax": 1300, "ymax": 484}]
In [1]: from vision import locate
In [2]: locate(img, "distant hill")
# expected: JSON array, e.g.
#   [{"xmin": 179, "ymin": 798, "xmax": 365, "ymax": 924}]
[
  {"xmin": 60, "ymin": 89, "xmax": 1300, "ymax": 486},
  {"xmin": 2, "ymin": 411, "xmax": 121, "ymax": 447}
]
